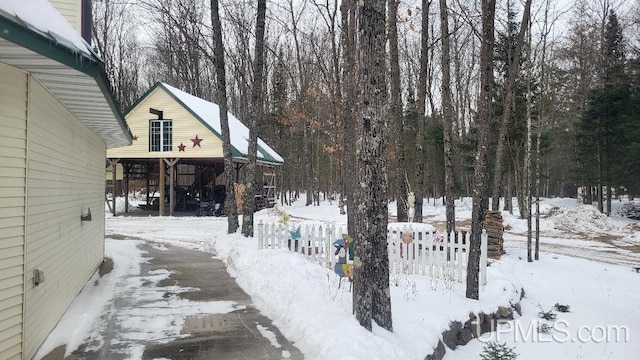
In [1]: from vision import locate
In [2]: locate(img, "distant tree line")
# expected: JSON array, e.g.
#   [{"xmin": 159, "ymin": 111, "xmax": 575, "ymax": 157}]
[{"xmin": 93, "ymin": 0, "xmax": 640, "ymax": 212}]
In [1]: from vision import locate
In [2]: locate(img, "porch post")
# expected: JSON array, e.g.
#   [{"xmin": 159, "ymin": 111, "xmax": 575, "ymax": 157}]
[
  {"xmin": 124, "ymin": 164, "xmax": 130, "ymax": 213},
  {"xmin": 163, "ymin": 158, "xmax": 180, "ymax": 216},
  {"xmin": 169, "ymin": 159, "xmax": 175, "ymax": 216},
  {"xmin": 109, "ymin": 158, "xmax": 119, "ymax": 216},
  {"xmin": 159, "ymin": 158, "xmax": 165, "ymax": 216},
  {"xmin": 145, "ymin": 163, "xmax": 151, "ymax": 207}
]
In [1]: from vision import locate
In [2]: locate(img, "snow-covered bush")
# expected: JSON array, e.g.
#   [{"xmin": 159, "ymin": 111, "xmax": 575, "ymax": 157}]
[{"xmin": 480, "ymin": 342, "xmax": 518, "ymax": 360}]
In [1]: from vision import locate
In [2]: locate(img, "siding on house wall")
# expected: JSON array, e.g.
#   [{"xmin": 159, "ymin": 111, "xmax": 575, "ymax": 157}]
[
  {"xmin": 49, "ymin": 0, "xmax": 82, "ymax": 33},
  {"xmin": 0, "ymin": 63, "xmax": 27, "ymax": 360},
  {"xmin": 107, "ymin": 88, "xmax": 224, "ymax": 159},
  {"xmin": 23, "ymin": 78, "xmax": 106, "ymax": 359}
]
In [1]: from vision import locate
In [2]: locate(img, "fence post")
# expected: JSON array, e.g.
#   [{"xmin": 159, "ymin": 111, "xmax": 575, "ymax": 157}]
[
  {"xmin": 480, "ymin": 229, "xmax": 488, "ymax": 286},
  {"xmin": 278, "ymin": 223, "xmax": 285, "ymax": 249},
  {"xmin": 258, "ymin": 221, "xmax": 264, "ymax": 249},
  {"xmin": 335, "ymin": 226, "xmax": 342, "ymax": 267},
  {"xmin": 418, "ymin": 227, "xmax": 425, "ymax": 275},
  {"xmin": 454, "ymin": 231, "xmax": 463, "ymax": 282},
  {"xmin": 462, "ymin": 231, "xmax": 469, "ymax": 282},
  {"xmin": 325, "ymin": 225, "xmax": 332, "ymax": 268}
]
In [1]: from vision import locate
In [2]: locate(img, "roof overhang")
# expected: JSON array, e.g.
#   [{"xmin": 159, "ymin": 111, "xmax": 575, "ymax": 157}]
[
  {"xmin": 233, "ymin": 157, "xmax": 282, "ymax": 167},
  {"xmin": 0, "ymin": 11, "xmax": 132, "ymax": 148}
]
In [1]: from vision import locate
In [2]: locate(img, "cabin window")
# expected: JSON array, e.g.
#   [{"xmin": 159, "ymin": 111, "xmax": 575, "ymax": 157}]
[{"xmin": 149, "ymin": 119, "xmax": 172, "ymax": 152}]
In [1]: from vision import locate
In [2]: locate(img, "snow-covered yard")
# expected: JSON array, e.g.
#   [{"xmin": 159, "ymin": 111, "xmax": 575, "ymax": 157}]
[{"xmin": 36, "ymin": 197, "xmax": 640, "ymax": 359}]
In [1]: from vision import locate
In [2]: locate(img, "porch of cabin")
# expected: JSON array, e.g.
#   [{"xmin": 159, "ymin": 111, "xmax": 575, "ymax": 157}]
[{"xmin": 106, "ymin": 158, "xmax": 278, "ymax": 216}]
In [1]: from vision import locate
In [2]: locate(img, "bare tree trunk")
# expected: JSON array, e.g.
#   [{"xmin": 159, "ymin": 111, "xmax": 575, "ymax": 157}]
[
  {"xmin": 490, "ymin": 0, "xmax": 533, "ymax": 211},
  {"xmin": 535, "ymin": 0, "xmax": 552, "ymax": 261},
  {"xmin": 211, "ymin": 0, "xmax": 238, "ymax": 233},
  {"xmin": 525, "ymin": 16, "xmax": 532, "ymax": 263},
  {"xmin": 353, "ymin": 0, "xmax": 392, "ymax": 332},
  {"xmin": 414, "ymin": 0, "xmax": 431, "ymax": 223},
  {"xmin": 467, "ymin": 0, "xmax": 496, "ymax": 300},
  {"xmin": 341, "ymin": 0, "xmax": 357, "ymax": 235},
  {"xmin": 313, "ymin": 0, "xmax": 343, "ymax": 210},
  {"xmin": 241, "ymin": 0, "xmax": 266, "ymax": 237},
  {"xmin": 283, "ymin": 0, "xmax": 314, "ymax": 207},
  {"xmin": 598, "ymin": 148, "xmax": 603, "ymax": 212},
  {"xmin": 439, "ymin": 0, "xmax": 456, "ymax": 234},
  {"xmin": 388, "ymin": 0, "xmax": 408, "ymax": 222},
  {"xmin": 606, "ymin": 165, "xmax": 611, "ymax": 215},
  {"xmin": 504, "ymin": 164, "xmax": 513, "ymax": 213},
  {"xmin": 535, "ymin": 119, "xmax": 541, "ymax": 260}
]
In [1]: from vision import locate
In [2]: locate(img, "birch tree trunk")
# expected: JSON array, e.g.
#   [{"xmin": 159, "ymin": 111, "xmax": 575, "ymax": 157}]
[
  {"xmin": 211, "ymin": 0, "xmax": 238, "ymax": 233},
  {"xmin": 439, "ymin": 0, "xmax": 456, "ymax": 234},
  {"xmin": 352, "ymin": 0, "xmax": 392, "ymax": 332},
  {"xmin": 467, "ymin": 0, "xmax": 496, "ymax": 300}
]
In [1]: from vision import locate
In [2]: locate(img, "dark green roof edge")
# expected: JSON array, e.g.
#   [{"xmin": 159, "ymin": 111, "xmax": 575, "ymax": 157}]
[
  {"xmin": 131, "ymin": 82, "xmax": 283, "ymax": 165},
  {"xmin": 257, "ymin": 143, "xmax": 283, "ymax": 164},
  {"xmin": 0, "ymin": 13, "xmax": 132, "ymax": 143},
  {"xmin": 122, "ymin": 81, "xmax": 161, "ymax": 117}
]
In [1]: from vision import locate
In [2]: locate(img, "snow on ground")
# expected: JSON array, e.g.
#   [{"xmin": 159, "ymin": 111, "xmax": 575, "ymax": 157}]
[
  {"xmin": 444, "ymin": 247, "xmax": 640, "ymax": 360},
  {"xmin": 38, "ymin": 196, "xmax": 640, "ymax": 359}
]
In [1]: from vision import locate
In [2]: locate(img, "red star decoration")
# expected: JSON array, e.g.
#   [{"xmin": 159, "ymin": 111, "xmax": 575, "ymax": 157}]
[
  {"xmin": 191, "ymin": 135, "xmax": 203, "ymax": 148},
  {"xmin": 132, "ymin": 135, "xmax": 138, "ymax": 141},
  {"xmin": 178, "ymin": 143, "xmax": 186, "ymax": 152}
]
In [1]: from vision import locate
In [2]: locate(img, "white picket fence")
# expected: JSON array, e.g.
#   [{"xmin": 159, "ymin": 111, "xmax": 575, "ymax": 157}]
[{"xmin": 257, "ymin": 221, "xmax": 487, "ymax": 285}]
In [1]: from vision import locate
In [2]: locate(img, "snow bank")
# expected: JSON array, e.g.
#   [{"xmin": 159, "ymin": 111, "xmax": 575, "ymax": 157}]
[
  {"xmin": 615, "ymin": 223, "xmax": 640, "ymax": 246},
  {"xmin": 550, "ymin": 205, "xmax": 615, "ymax": 234}
]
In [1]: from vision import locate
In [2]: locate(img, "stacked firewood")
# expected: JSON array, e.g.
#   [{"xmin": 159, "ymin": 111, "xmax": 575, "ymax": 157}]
[{"xmin": 485, "ymin": 211, "xmax": 504, "ymax": 259}]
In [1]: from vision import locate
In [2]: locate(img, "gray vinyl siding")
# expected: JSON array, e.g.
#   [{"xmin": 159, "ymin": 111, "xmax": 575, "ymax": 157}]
[
  {"xmin": 23, "ymin": 78, "xmax": 106, "ymax": 359},
  {"xmin": 0, "ymin": 63, "xmax": 27, "ymax": 360}
]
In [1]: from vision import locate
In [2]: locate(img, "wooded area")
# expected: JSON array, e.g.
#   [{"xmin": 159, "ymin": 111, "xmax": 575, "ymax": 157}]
[
  {"xmin": 93, "ymin": 0, "xmax": 640, "ymax": 322},
  {"xmin": 94, "ymin": 0, "xmax": 640, "ymax": 211}
]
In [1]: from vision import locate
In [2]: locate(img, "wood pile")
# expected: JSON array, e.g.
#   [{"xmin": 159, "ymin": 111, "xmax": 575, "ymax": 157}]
[{"xmin": 485, "ymin": 211, "xmax": 504, "ymax": 259}]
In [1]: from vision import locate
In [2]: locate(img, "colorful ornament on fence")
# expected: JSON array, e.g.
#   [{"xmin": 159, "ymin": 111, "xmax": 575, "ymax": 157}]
[
  {"xmin": 332, "ymin": 234, "xmax": 354, "ymax": 280},
  {"xmin": 333, "ymin": 234, "xmax": 354, "ymax": 260},
  {"xmin": 289, "ymin": 225, "xmax": 301, "ymax": 242},
  {"xmin": 279, "ymin": 211, "xmax": 290, "ymax": 226},
  {"xmin": 334, "ymin": 262, "xmax": 353, "ymax": 279}
]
